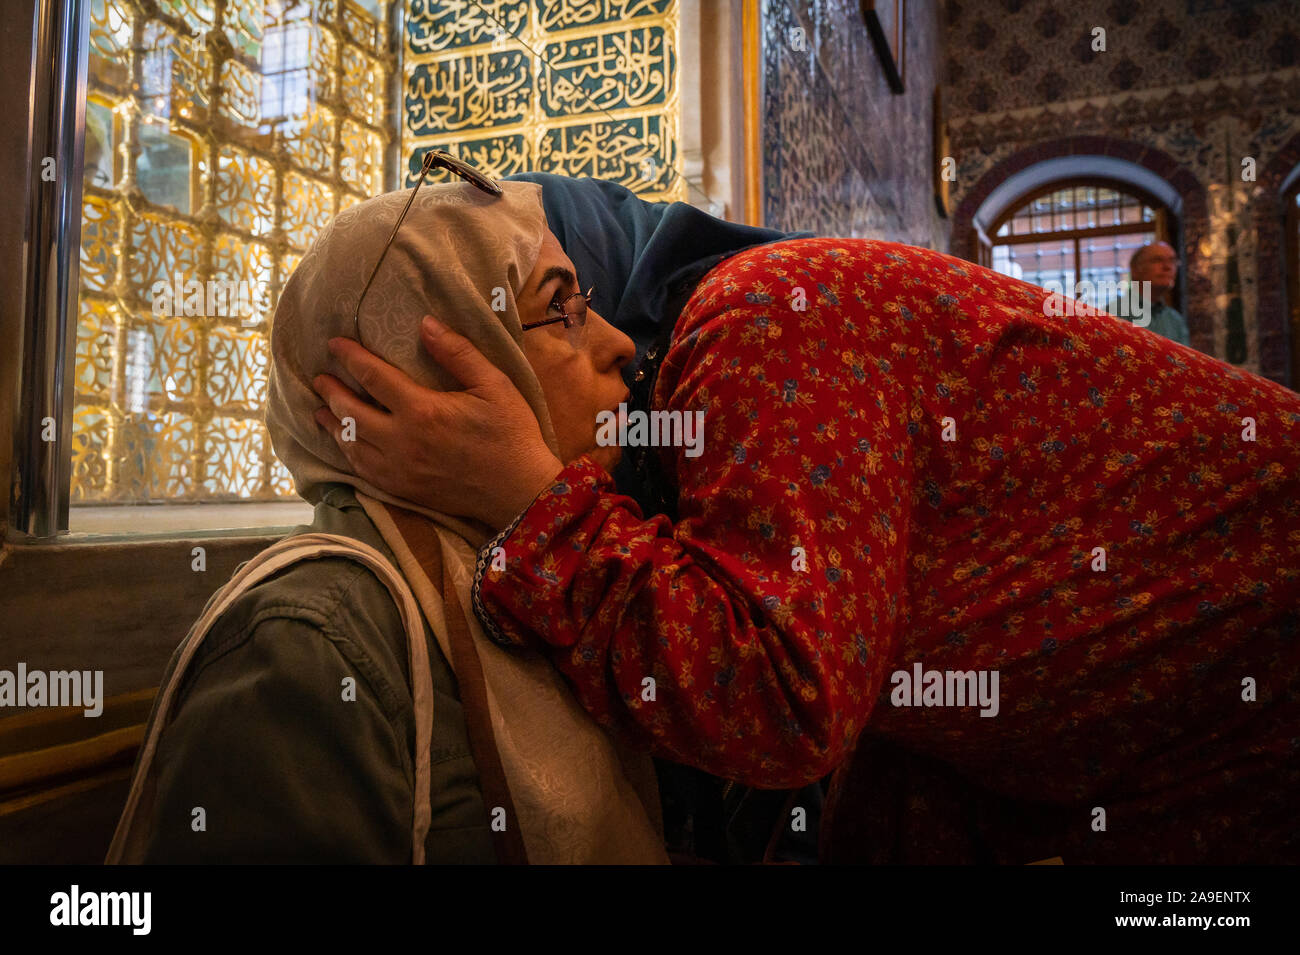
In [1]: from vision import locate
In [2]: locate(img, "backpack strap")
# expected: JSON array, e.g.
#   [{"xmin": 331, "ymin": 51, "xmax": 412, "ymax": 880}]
[
  {"xmin": 381, "ymin": 503, "xmax": 530, "ymax": 865},
  {"xmin": 107, "ymin": 532, "xmax": 435, "ymax": 864}
]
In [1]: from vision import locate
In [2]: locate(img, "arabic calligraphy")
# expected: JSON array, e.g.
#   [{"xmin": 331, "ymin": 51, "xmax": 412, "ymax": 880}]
[
  {"xmin": 406, "ymin": 49, "xmax": 533, "ymax": 135},
  {"xmin": 538, "ymin": 115, "xmax": 674, "ymax": 190},
  {"xmin": 541, "ymin": 26, "xmax": 674, "ymax": 115},
  {"xmin": 535, "ymin": 0, "xmax": 672, "ymax": 31},
  {"xmin": 407, "ymin": 0, "xmax": 529, "ymax": 55},
  {"xmin": 404, "ymin": 0, "xmax": 683, "ymax": 200}
]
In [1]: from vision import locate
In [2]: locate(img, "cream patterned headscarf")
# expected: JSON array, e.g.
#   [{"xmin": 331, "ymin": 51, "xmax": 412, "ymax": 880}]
[
  {"xmin": 265, "ymin": 180, "xmax": 667, "ymax": 865},
  {"xmin": 267, "ymin": 180, "xmax": 558, "ymax": 544}
]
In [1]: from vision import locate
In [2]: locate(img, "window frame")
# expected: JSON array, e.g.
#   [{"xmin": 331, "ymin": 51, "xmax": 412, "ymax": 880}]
[
  {"xmin": 987, "ymin": 175, "xmax": 1180, "ymax": 312},
  {"xmin": 9, "ymin": 0, "xmax": 728, "ymax": 544},
  {"xmin": 9, "ymin": 0, "xmax": 90, "ymax": 541},
  {"xmin": 7, "ymin": 0, "xmax": 405, "ymax": 543}
]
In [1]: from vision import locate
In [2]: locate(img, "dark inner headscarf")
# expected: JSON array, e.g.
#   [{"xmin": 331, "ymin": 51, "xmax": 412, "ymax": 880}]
[
  {"xmin": 504, "ymin": 172, "xmax": 812, "ymax": 515},
  {"xmin": 505, "ymin": 172, "xmax": 810, "ymax": 366}
]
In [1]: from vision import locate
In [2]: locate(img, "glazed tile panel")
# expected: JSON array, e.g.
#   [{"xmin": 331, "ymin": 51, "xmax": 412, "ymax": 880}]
[
  {"xmin": 944, "ymin": 0, "xmax": 1300, "ymax": 117},
  {"xmin": 402, "ymin": 0, "xmax": 686, "ymax": 201},
  {"xmin": 761, "ymin": 0, "xmax": 947, "ymax": 248}
]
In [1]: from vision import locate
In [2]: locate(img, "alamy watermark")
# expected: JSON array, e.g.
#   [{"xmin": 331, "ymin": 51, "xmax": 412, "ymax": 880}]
[
  {"xmin": 595, "ymin": 404, "xmax": 706, "ymax": 458},
  {"xmin": 1042, "ymin": 279, "xmax": 1152, "ymax": 327},
  {"xmin": 50, "ymin": 885, "xmax": 150, "ymax": 935},
  {"xmin": 0, "ymin": 663, "xmax": 103, "ymax": 717},
  {"xmin": 890, "ymin": 662, "xmax": 999, "ymax": 717},
  {"xmin": 150, "ymin": 271, "xmax": 270, "ymax": 323}
]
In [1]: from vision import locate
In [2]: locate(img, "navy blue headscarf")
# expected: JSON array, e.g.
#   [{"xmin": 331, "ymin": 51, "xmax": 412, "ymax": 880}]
[
  {"xmin": 503, "ymin": 172, "xmax": 811, "ymax": 512},
  {"xmin": 504, "ymin": 172, "xmax": 811, "ymax": 368}
]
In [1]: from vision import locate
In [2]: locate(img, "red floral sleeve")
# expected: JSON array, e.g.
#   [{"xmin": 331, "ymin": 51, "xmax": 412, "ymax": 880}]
[{"xmin": 472, "ymin": 300, "xmax": 912, "ymax": 789}]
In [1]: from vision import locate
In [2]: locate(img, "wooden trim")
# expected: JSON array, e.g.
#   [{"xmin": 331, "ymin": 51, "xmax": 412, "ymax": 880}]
[
  {"xmin": 0, "ymin": 766, "xmax": 133, "ymax": 819},
  {"xmin": 0, "ymin": 725, "xmax": 143, "ymax": 794},
  {"xmin": 741, "ymin": 0, "xmax": 762, "ymax": 227},
  {"xmin": 0, "ymin": 686, "xmax": 154, "ymax": 753},
  {"xmin": 0, "ymin": 687, "xmax": 156, "ymax": 796}
]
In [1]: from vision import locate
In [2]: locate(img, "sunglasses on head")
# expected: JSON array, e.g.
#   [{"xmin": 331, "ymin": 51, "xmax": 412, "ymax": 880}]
[{"xmin": 353, "ymin": 150, "xmax": 503, "ymax": 347}]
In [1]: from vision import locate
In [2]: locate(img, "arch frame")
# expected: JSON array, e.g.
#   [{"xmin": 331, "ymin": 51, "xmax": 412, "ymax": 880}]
[{"xmin": 951, "ymin": 136, "xmax": 1216, "ymax": 369}]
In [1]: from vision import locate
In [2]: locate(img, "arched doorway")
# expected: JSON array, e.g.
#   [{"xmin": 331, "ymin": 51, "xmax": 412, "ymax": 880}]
[
  {"xmin": 983, "ymin": 177, "xmax": 1178, "ymax": 317},
  {"xmin": 952, "ymin": 137, "xmax": 1213, "ymax": 360}
]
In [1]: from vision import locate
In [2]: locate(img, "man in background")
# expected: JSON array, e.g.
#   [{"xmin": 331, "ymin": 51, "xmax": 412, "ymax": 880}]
[{"xmin": 1111, "ymin": 241, "xmax": 1191, "ymax": 347}]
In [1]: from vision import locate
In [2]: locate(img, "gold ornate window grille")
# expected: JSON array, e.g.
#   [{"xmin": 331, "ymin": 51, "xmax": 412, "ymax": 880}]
[
  {"xmin": 72, "ymin": 0, "xmax": 687, "ymax": 510},
  {"xmin": 401, "ymin": 0, "xmax": 685, "ymax": 200},
  {"xmin": 74, "ymin": 0, "xmax": 395, "ymax": 505}
]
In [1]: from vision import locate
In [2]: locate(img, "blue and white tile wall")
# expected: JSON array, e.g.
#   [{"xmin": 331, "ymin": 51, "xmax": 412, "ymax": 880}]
[{"xmin": 761, "ymin": 0, "xmax": 949, "ymax": 249}]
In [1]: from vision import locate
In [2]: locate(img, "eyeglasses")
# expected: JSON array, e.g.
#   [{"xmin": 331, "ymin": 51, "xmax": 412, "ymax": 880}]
[
  {"xmin": 353, "ymin": 149, "xmax": 503, "ymax": 347},
  {"xmin": 522, "ymin": 287, "xmax": 595, "ymax": 348}
]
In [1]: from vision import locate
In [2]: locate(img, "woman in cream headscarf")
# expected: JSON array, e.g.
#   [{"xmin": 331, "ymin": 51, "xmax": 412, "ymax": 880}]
[{"xmin": 107, "ymin": 176, "xmax": 667, "ymax": 865}]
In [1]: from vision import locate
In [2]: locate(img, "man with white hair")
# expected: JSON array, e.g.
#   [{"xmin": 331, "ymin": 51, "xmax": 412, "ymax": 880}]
[{"xmin": 1120, "ymin": 241, "xmax": 1191, "ymax": 346}]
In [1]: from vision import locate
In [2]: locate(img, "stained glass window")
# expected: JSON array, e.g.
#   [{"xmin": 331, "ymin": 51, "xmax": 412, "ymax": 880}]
[
  {"xmin": 72, "ymin": 0, "xmax": 685, "ymax": 515},
  {"xmin": 73, "ymin": 0, "xmax": 393, "ymax": 507}
]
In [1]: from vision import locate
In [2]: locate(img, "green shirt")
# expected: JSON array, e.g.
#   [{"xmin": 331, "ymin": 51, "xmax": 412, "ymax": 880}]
[
  {"xmin": 137, "ymin": 484, "xmax": 497, "ymax": 863},
  {"xmin": 1144, "ymin": 302, "xmax": 1191, "ymax": 347},
  {"xmin": 1107, "ymin": 287, "xmax": 1191, "ymax": 347}
]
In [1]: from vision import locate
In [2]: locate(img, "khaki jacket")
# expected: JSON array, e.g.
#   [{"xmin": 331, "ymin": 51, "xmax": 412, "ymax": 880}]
[{"xmin": 135, "ymin": 484, "xmax": 496, "ymax": 863}]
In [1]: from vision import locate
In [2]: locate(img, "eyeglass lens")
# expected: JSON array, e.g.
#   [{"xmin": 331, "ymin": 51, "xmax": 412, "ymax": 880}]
[
  {"xmin": 552, "ymin": 290, "xmax": 588, "ymax": 327},
  {"xmin": 553, "ymin": 289, "xmax": 590, "ymax": 347}
]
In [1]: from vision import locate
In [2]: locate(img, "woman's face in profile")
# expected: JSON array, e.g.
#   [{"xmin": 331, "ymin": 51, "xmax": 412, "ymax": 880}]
[{"xmin": 519, "ymin": 228, "xmax": 635, "ymax": 473}]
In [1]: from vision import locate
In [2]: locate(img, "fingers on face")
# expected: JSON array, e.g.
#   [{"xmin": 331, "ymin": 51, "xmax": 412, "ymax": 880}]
[
  {"xmin": 326, "ymin": 337, "xmax": 415, "ymax": 410},
  {"xmin": 313, "ymin": 405, "xmax": 382, "ymax": 469},
  {"xmin": 420, "ymin": 316, "xmax": 510, "ymax": 392}
]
